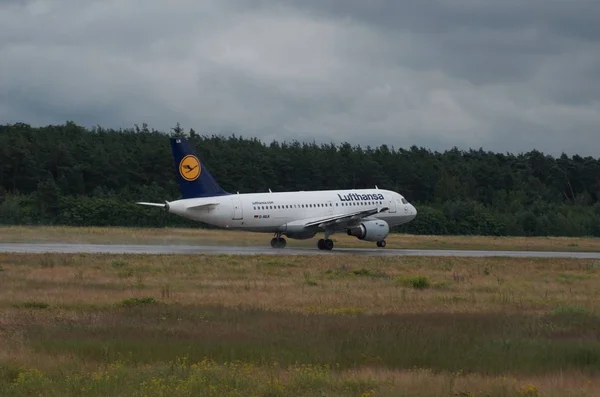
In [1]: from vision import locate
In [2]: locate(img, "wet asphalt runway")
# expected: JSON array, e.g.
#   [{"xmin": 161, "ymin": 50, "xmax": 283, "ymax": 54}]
[{"xmin": 1, "ymin": 243, "xmax": 600, "ymax": 258}]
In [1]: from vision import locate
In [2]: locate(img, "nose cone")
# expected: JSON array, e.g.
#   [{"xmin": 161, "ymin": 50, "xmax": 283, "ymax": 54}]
[{"xmin": 408, "ymin": 204, "xmax": 417, "ymax": 221}]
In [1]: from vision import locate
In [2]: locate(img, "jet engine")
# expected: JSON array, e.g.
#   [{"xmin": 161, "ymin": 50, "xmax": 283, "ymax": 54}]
[{"xmin": 347, "ymin": 220, "xmax": 390, "ymax": 241}]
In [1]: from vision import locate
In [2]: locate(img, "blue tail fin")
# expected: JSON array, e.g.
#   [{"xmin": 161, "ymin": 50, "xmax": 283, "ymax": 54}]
[{"xmin": 170, "ymin": 137, "xmax": 230, "ymax": 199}]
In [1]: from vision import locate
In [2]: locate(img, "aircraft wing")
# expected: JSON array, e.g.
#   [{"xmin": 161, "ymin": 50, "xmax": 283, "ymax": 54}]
[{"xmin": 286, "ymin": 206, "xmax": 389, "ymax": 231}]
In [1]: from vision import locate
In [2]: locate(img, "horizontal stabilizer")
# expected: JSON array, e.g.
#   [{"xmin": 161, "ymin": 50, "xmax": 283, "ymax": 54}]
[{"xmin": 136, "ymin": 202, "xmax": 167, "ymax": 208}]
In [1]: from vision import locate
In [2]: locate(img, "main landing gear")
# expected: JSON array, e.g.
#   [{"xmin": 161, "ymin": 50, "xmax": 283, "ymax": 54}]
[
  {"xmin": 317, "ymin": 238, "xmax": 334, "ymax": 251},
  {"xmin": 270, "ymin": 233, "xmax": 287, "ymax": 248},
  {"xmin": 376, "ymin": 240, "xmax": 387, "ymax": 248}
]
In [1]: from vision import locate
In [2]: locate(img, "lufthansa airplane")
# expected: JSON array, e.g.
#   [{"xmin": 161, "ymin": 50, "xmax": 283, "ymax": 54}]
[{"xmin": 138, "ymin": 137, "xmax": 417, "ymax": 250}]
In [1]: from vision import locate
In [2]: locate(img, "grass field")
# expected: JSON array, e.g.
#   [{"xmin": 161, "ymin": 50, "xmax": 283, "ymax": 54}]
[
  {"xmin": 1, "ymin": 225, "xmax": 600, "ymax": 252},
  {"xmin": 1, "ymin": 252, "xmax": 600, "ymax": 396}
]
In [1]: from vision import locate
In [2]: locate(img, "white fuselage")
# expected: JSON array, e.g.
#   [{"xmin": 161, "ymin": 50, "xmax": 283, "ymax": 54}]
[{"xmin": 166, "ymin": 189, "xmax": 417, "ymax": 236}]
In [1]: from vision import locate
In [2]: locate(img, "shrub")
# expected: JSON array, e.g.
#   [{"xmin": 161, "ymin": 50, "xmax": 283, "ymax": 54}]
[
  {"xmin": 395, "ymin": 275, "xmax": 431, "ymax": 289},
  {"xmin": 118, "ymin": 297, "xmax": 157, "ymax": 308}
]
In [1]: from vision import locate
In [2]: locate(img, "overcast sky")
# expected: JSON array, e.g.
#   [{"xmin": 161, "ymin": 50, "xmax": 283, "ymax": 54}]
[{"xmin": 1, "ymin": 0, "xmax": 599, "ymax": 156}]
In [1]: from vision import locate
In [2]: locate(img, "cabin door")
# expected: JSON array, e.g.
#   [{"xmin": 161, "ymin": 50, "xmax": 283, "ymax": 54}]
[
  {"xmin": 232, "ymin": 198, "xmax": 243, "ymax": 220},
  {"xmin": 387, "ymin": 197, "xmax": 397, "ymax": 213}
]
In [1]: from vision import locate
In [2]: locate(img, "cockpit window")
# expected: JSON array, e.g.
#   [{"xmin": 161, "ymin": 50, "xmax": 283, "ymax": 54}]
[{"xmin": 401, "ymin": 198, "xmax": 408, "ymax": 204}]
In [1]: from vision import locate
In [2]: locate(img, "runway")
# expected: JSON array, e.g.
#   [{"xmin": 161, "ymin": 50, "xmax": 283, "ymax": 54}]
[{"xmin": 1, "ymin": 243, "xmax": 600, "ymax": 258}]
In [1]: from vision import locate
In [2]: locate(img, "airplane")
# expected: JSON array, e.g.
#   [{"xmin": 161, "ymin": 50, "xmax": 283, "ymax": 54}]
[{"xmin": 137, "ymin": 137, "xmax": 417, "ymax": 250}]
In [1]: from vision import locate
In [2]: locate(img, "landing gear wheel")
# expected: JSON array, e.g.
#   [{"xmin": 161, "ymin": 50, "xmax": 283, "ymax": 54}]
[
  {"xmin": 270, "ymin": 237, "xmax": 286, "ymax": 248},
  {"xmin": 317, "ymin": 238, "xmax": 334, "ymax": 251},
  {"xmin": 376, "ymin": 240, "xmax": 387, "ymax": 248}
]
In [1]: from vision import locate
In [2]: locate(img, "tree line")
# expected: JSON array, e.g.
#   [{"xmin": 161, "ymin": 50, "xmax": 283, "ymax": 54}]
[{"xmin": 1, "ymin": 121, "xmax": 600, "ymax": 237}]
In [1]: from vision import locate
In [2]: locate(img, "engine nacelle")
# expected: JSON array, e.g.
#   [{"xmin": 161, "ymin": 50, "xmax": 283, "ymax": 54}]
[{"xmin": 347, "ymin": 220, "xmax": 390, "ymax": 242}]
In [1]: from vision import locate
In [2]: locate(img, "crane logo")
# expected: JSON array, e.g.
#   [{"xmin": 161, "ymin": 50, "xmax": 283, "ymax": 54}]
[{"xmin": 179, "ymin": 155, "xmax": 201, "ymax": 182}]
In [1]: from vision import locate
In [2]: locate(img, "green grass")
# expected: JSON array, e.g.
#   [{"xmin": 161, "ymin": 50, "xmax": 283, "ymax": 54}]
[
  {"xmin": 1, "ymin": 359, "xmax": 380, "ymax": 397},
  {"xmin": 21, "ymin": 304, "xmax": 600, "ymax": 374}
]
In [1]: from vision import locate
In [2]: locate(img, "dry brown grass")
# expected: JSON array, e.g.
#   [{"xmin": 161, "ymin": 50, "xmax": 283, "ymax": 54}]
[
  {"xmin": 1, "ymin": 253, "xmax": 599, "ymax": 315},
  {"xmin": 2, "ymin": 252, "xmax": 600, "ymax": 396},
  {"xmin": 1, "ymin": 225, "xmax": 600, "ymax": 252}
]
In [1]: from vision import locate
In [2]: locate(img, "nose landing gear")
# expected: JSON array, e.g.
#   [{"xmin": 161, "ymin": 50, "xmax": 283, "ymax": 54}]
[{"xmin": 376, "ymin": 240, "xmax": 386, "ymax": 248}]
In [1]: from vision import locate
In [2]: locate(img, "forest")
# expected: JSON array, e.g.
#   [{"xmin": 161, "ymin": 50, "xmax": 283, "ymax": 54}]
[{"xmin": 1, "ymin": 121, "xmax": 600, "ymax": 237}]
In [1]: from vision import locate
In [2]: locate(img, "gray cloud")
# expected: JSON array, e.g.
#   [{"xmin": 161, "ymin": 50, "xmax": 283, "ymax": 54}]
[{"xmin": 1, "ymin": 0, "xmax": 599, "ymax": 156}]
